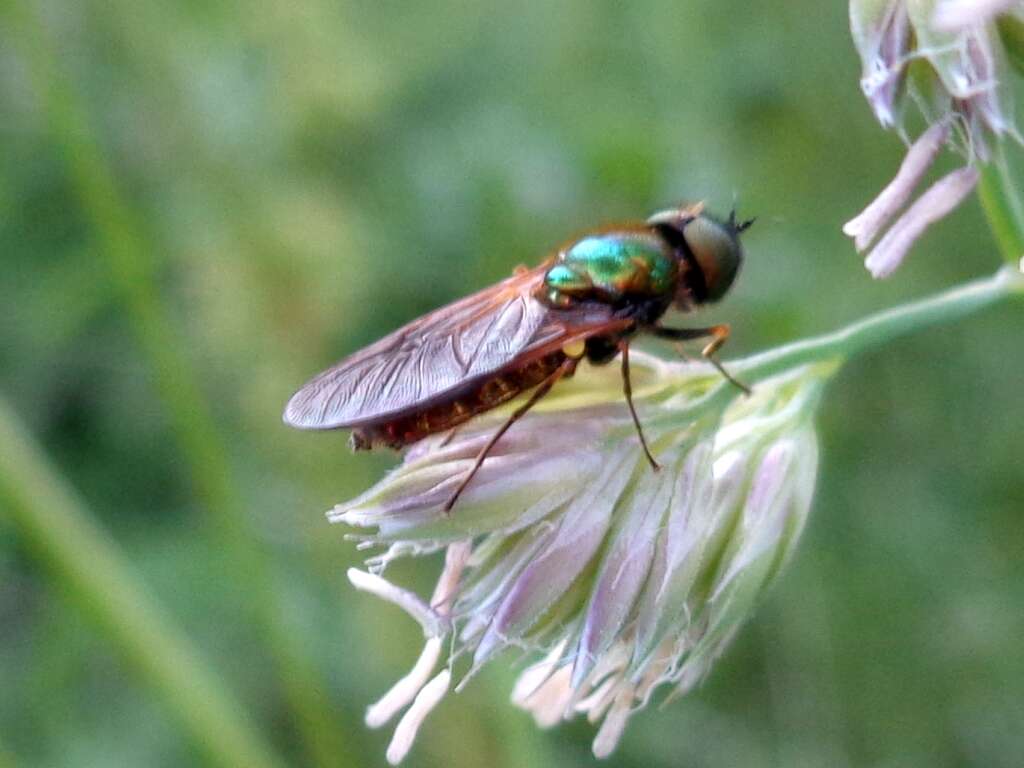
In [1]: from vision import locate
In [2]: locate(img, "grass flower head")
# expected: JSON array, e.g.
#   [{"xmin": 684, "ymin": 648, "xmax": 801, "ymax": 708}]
[
  {"xmin": 335, "ymin": 352, "xmax": 830, "ymax": 762},
  {"xmin": 846, "ymin": 0, "xmax": 1024, "ymax": 276}
]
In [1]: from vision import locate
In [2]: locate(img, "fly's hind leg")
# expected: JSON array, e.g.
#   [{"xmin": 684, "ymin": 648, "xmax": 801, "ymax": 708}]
[
  {"xmin": 652, "ymin": 323, "xmax": 751, "ymax": 395},
  {"xmin": 438, "ymin": 427, "xmax": 461, "ymax": 448},
  {"xmin": 443, "ymin": 356, "xmax": 578, "ymax": 514}
]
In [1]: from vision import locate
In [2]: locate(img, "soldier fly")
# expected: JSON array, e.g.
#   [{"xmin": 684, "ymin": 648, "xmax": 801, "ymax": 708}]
[{"xmin": 284, "ymin": 202, "xmax": 752, "ymax": 511}]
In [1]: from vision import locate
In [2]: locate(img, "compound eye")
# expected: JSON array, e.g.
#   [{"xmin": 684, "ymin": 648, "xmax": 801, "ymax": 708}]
[{"xmin": 683, "ymin": 215, "xmax": 744, "ymax": 303}]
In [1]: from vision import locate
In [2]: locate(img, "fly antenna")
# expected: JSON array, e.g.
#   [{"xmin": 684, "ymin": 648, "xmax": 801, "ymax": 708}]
[{"xmin": 727, "ymin": 208, "xmax": 756, "ymax": 233}]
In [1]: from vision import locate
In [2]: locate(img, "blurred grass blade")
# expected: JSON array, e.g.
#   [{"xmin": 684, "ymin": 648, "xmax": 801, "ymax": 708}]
[
  {"xmin": 5, "ymin": 1, "xmax": 242, "ymax": 532},
  {"xmin": 0, "ymin": 396, "xmax": 284, "ymax": 768},
  {"xmin": 0, "ymin": 739, "xmax": 16, "ymax": 768},
  {"xmin": 5, "ymin": 3, "xmax": 349, "ymax": 765},
  {"xmin": 978, "ymin": 140, "xmax": 1024, "ymax": 265}
]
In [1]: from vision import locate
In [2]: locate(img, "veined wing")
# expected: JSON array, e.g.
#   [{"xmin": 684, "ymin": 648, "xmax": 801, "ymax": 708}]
[{"xmin": 284, "ymin": 264, "xmax": 598, "ymax": 429}]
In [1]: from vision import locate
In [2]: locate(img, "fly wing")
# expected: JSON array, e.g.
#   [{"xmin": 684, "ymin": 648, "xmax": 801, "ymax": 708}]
[{"xmin": 284, "ymin": 265, "xmax": 574, "ymax": 429}]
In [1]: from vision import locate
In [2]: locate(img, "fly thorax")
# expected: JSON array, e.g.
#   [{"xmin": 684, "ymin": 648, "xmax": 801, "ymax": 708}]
[
  {"xmin": 542, "ymin": 262, "xmax": 593, "ymax": 307},
  {"xmin": 542, "ymin": 230, "xmax": 678, "ymax": 307}
]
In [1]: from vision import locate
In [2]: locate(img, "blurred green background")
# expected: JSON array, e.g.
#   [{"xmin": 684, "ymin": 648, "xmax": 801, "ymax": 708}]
[{"xmin": 2, "ymin": 1, "xmax": 1022, "ymax": 766}]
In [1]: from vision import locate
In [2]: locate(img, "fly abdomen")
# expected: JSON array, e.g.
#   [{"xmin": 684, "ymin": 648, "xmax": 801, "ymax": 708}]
[{"xmin": 352, "ymin": 350, "xmax": 568, "ymax": 449}]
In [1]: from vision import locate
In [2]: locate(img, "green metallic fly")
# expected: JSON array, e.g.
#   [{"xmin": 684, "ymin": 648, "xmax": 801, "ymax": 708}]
[{"xmin": 284, "ymin": 202, "xmax": 752, "ymax": 510}]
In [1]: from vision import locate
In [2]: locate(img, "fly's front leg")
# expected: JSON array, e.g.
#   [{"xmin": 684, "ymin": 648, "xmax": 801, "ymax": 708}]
[{"xmin": 652, "ymin": 324, "xmax": 751, "ymax": 395}]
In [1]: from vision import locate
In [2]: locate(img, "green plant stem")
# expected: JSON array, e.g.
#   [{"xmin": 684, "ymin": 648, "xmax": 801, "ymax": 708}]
[
  {"xmin": 737, "ymin": 266, "xmax": 1024, "ymax": 385},
  {"xmin": 657, "ymin": 266, "xmax": 1023, "ymax": 422},
  {"xmin": 0, "ymin": 399, "xmax": 284, "ymax": 768},
  {"xmin": 628, "ymin": 265, "xmax": 1022, "ymax": 435},
  {"xmin": 978, "ymin": 140, "xmax": 1024, "ymax": 266},
  {"xmin": 5, "ymin": 4, "xmax": 348, "ymax": 766},
  {"xmin": 642, "ymin": 266, "xmax": 1020, "ymax": 434},
  {"xmin": 734, "ymin": 265, "xmax": 1023, "ymax": 382}
]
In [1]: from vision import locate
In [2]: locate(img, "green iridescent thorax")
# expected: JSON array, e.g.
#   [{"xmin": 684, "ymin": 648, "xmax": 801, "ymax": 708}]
[{"xmin": 542, "ymin": 230, "xmax": 678, "ymax": 308}]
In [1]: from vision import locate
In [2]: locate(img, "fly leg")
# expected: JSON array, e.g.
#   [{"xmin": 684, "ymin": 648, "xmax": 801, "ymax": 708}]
[
  {"xmin": 652, "ymin": 323, "xmax": 751, "ymax": 395},
  {"xmin": 443, "ymin": 356, "xmax": 578, "ymax": 514},
  {"xmin": 438, "ymin": 427, "xmax": 461, "ymax": 448},
  {"xmin": 619, "ymin": 341, "xmax": 660, "ymax": 471}
]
